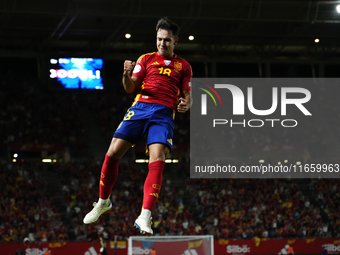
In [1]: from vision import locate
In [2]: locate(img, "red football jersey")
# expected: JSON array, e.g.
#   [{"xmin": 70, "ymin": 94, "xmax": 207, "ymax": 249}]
[{"xmin": 131, "ymin": 52, "xmax": 192, "ymax": 110}]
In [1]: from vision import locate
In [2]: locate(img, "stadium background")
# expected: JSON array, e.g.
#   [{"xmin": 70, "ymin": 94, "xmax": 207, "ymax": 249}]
[{"xmin": 1, "ymin": 0, "xmax": 340, "ymax": 254}]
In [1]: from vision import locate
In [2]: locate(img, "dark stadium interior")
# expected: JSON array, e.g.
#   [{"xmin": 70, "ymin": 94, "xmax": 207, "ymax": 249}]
[
  {"xmin": 1, "ymin": 0, "xmax": 340, "ymax": 254},
  {"xmin": 2, "ymin": 0, "xmax": 340, "ymax": 61}
]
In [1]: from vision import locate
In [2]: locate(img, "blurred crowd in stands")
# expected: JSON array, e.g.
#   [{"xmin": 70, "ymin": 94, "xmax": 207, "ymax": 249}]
[
  {"xmin": 0, "ymin": 70, "xmax": 87, "ymax": 158},
  {"xmin": 187, "ymin": 178, "xmax": 333, "ymax": 239},
  {"xmin": 56, "ymin": 159, "xmax": 191, "ymax": 241},
  {"xmin": 0, "ymin": 161, "xmax": 68, "ymax": 243},
  {"xmin": 2, "ymin": 158, "xmax": 338, "ymax": 243},
  {"xmin": 1, "ymin": 67, "xmax": 340, "ymax": 244},
  {"xmin": 311, "ymin": 179, "xmax": 340, "ymax": 237}
]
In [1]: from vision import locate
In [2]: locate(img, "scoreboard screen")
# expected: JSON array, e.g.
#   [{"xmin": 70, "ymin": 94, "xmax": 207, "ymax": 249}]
[{"xmin": 49, "ymin": 57, "xmax": 104, "ymax": 89}]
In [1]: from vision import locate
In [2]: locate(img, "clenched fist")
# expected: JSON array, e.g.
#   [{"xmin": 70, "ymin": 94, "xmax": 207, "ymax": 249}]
[
  {"xmin": 123, "ymin": 60, "xmax": 136, "ymax": 75},
  {"xmin": 177, "ymin": 97, "xmax": 188, "ymax": 113}
]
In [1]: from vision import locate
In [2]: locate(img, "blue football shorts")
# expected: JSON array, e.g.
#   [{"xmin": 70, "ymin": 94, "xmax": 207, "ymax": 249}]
[{"xmin": 113, "ymin": 102, "xmax": 175, "ymax": 150}]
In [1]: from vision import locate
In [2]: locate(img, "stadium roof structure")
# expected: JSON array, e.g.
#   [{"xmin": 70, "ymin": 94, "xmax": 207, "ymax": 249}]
[{"xmin": 1, "ymin": 0, "xmax": 340, "ymax": 62}]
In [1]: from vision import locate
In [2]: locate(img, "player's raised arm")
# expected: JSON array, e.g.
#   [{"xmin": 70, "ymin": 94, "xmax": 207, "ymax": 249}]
[{"xmin": 122, "ymin": 60, "xmax": 140, "ymax": 93}]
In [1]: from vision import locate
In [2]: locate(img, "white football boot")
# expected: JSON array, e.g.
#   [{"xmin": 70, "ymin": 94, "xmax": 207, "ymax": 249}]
[
  {"xmin": 134, "ymin": 216, "xmax": 153, "ymax": 235},
  {"xmin": 83, "ymin": 201, "xmax": 112, "ymax": 224}
]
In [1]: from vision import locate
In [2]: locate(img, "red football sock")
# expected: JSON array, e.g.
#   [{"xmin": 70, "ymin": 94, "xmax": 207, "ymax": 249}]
[
  {"xmin": 99, "ymin": 154, "xmax": 119, "ymax": 199},
  {"xmin": 142, "ymin": 160, "xmax": 165, "ymax": 211}
]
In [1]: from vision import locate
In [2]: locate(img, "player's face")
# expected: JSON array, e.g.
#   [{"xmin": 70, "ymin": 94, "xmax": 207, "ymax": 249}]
[{"xmin": 156, "ymin": 29, "xmax": 178, "ymax": 58}]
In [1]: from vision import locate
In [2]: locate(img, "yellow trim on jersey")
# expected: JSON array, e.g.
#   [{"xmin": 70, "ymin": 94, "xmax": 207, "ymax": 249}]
[
  {"xmin": 136, "ymin": 52, "xmax": 156, "ymax": 63},
  {"xmin": 173, "ymin": 109, "xmax": 176, "ymax": 120},
  {"xmin": 131, "ymin": 82, "xmax": 145, "ymax": 106},
  {"xmin": 132, "ymin": 94, "xmax": 141, "ymax": 106}
]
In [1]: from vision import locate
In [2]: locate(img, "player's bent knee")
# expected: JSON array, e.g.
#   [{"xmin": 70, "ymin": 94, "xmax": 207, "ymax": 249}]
[
  {"xmin": 148, "ymin": 143, "xmax": 169, "ymax": 162},
  {"xmin": 106, "ymin": 138, "xmax": 132, "ymax": 159},
  {"xmin": 106, "ymin": 149, "xmax": 121, "ymax": 159}
]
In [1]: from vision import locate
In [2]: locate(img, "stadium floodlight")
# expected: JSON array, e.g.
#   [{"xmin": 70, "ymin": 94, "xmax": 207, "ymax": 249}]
[
  {"xmin": 135, "ymin": 158, "xmax": 179, "ymax": 163},
  {"xmin": 135, "ymin": 159, "xmax": 149, "ymax": 163},
  {"xmin": 128, "ymin": 235, "xmax": 214, "ymax": 255},
  {"xmin": 337, "ymin": 5, "xmax": 340, "ymax": 13}
]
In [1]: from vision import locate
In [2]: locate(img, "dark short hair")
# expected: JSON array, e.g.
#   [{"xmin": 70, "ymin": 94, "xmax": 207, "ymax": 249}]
[{"xmin": 156, "ymin": 17, "xmax": 180, "ymax": 38}]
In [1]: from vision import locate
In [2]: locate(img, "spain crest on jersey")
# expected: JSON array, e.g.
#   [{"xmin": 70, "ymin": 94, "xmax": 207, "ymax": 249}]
[{"xmin": 174, "ymin": 61, "xmax": 182, "ymax": 71}]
